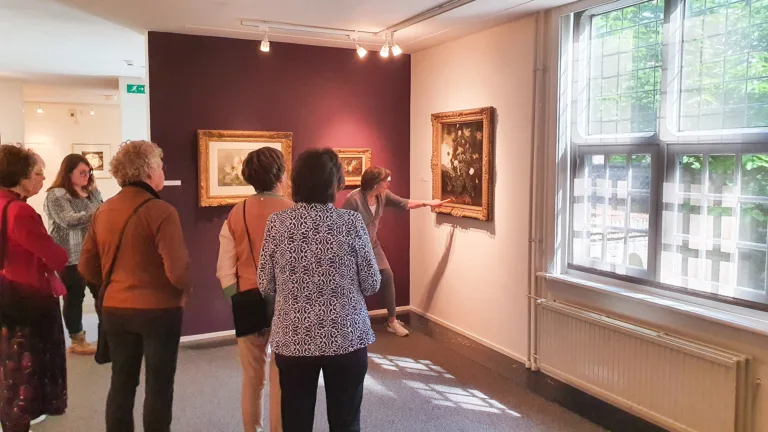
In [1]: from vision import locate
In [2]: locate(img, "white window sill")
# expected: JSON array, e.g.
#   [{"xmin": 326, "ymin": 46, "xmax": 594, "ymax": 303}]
[{"xmin": 538, "ymin": 272, "xmax": 768, "ymax": 338}]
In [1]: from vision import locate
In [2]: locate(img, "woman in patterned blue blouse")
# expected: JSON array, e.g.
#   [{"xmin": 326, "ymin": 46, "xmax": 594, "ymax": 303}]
[
  {"xmin": 44, "ymin": 154, "xmax": 103, "ymax": 355},
  {"xmin": 258, "ymin": 148, "xmax": 381, "ymax": 432}
]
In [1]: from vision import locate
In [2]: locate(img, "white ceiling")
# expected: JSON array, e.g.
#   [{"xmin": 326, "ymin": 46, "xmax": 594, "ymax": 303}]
[
  {"xmin": 54, "ymin": 0, "xmax": 571, "ymax": 53},
  {"xmin": 0, "ymin": 0, "xmax": 145, "ymax": 80}
]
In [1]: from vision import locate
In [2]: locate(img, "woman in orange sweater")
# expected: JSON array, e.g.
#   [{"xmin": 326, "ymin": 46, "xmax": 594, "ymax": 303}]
[{"xmin": 217, "ymin": 147, "xmax": 293, "ymax": 432}]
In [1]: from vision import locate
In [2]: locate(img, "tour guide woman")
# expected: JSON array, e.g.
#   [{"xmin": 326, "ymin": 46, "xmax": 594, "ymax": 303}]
[{"xmin": 342, "ymin": 166, "xmax": 447, "ymax": 337}]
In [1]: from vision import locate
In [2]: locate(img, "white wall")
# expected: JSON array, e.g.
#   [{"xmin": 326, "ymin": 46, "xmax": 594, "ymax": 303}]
[
  {"xmin": 24, "ymin": 102, "xmax": 122, "ymax": 227},
  {"xmin": 410, "ymin": 15, "xmax": 537, "ymax": 361},
  {"xmin": 0, "ymin": 79, "xmax": 24, "ymax": 144},
  {"xmin": 118, "ymin": 77, "xmax": 150, "ymax": 141}
]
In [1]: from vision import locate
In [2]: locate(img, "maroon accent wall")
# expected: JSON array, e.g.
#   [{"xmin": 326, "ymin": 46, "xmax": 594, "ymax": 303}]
[{"xmin": 148, "ymin": 32, "xmax": 411, "ymax": 336}]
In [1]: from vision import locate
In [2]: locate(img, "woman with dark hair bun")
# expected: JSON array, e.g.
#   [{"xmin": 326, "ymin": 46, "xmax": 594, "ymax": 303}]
[
  {"xmin": 216, "ymin": 146, "xmax": 292, "ymax": 432},
  {"xmin": 258, "ymin": 148, "xmax": 381, "ymax": 431},
  {"xmin": 44, "ymin": 153, "xmax": 103, "ymax": 355}
]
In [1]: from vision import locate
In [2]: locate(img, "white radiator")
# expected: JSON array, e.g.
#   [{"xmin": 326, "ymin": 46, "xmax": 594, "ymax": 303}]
[{"xmin": 536, "ymin": 300, "xmax": 751, "ymax": 432}]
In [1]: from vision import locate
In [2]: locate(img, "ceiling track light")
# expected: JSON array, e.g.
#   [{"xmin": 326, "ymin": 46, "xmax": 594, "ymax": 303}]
[
  {"xmin": 36, "ymin": 105, "xmax": 44, "ymax": 114},
  {"xmin": 380, "ymin": 37, "xmax": 390, "ymax": 58},
  {"xmin": 260, "ymin": 28, "xmax": 270, "ymax": 52},
  {"xmin": 391, "ymin": 34, "xmax": 402, "ymax": 56},
  {"xmin": 90, "ymin": 107, "xmax": 95, "ymax": 116},
  {"xmin": 355, "ymin": 43, "xmax": 367, "ymax": 58}
]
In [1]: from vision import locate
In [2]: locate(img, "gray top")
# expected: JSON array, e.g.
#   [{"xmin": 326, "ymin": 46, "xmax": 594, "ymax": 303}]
[
  {"xmin": 342, "ymin": 189, "xmax": 409, "ymax": 270},
  {"xmin": 44, "ymin": 187, "xmax": 103, "ymax": 265}
]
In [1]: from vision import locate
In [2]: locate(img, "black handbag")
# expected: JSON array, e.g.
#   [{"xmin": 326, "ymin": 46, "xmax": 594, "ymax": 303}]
[
  {"xmin": 94, "ymin": 197, "xmax": 154, "ymax": 364},
  {"xmin": 231, "ymin": 198, "xmax": 275, "ymax": 338}
]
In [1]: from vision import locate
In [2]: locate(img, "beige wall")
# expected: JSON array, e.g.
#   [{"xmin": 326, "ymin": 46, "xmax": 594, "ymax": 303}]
[
  {"xmin": 24, "ymin": 102, "xmax": 122, "ymax": 228},
  {"xmin": 0, "ymin": 79, "xmax": 24, "ymax": 144},
  {"xmin": 409, "ymin": 15, "xmax": 538, "ymax": 361}
]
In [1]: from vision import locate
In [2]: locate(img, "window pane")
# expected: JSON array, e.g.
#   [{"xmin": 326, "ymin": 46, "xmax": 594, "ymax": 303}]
[
  {"xmin": 661, "ymin": 152, "xmax": 768, "ymax": 296},
  {"xmin": 572, "ymin": 153, "xmax": 650, "ymax": 274},
  {"xmin": 741, "ymin": 153, "xmax": 768, "ymax": 196},
  {"xmin": 631, "ymin": 154, "xmax": 652, "ymax": 190},
  {"xmin": 682, "ymin": 0, "xmax": 768, "ymax": 130},
  {"xmin": 589, "ymin": 0, "xmax": 664, "ymax": 134}
]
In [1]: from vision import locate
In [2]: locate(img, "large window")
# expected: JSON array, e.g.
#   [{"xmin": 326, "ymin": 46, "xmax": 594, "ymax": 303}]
[{"xmin": 567, "ymin": 0, "xmax": 768, "ymax": 308}]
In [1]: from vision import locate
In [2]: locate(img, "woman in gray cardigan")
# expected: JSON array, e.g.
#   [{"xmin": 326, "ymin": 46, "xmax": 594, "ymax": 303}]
[
  {"xmin": 44, "ymin": 154, "xmax": 103, "ymax": 355},
  {"xmin": 342, "ymin": 166, "xmax": 447, "ymax": 337}
]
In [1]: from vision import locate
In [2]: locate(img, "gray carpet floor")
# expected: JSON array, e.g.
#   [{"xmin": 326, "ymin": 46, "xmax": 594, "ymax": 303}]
[{"xmin": 33, "ymin": 313, "xmax": 604, "ymax": 432}]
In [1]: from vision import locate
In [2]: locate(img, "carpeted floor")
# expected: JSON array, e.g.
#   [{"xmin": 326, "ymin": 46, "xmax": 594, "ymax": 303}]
[{"xmin": 33, "ymin": 313, "xmax": 604, "ymax": 432}]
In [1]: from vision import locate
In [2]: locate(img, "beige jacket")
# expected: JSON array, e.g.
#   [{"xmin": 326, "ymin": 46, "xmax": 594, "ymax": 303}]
[{"xmin": 216, "ymin": 193, "xmax": 294, "ymax": 297}]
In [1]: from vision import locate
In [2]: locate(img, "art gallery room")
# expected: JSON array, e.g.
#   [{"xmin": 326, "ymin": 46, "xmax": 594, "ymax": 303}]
[{"xmin": 2, "ymin": 0, "xmax": 768, "ymax": 431}]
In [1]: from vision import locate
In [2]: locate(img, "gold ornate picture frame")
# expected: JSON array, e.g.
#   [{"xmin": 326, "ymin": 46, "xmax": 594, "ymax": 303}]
[
  {"xmin": 335, "ymin": 148, "xmax": 372, "ymax": 187},
  {"xmin": 198, "ymin": 129, "xmax": 293, "ymax": 207},
  {"xmin": 431, "ymin": 107, "xmax": 494, "ymax": 221}
]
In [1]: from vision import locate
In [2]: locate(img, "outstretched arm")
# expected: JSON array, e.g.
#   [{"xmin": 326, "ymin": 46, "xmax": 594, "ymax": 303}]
[{"xmin": 406, "ymin": 199, "xmax": 452, "ymax": 209}]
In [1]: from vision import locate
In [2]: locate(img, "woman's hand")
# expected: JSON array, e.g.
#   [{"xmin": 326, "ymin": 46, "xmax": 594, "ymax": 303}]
[{"xmin": 425, "ymin": 199, "xmax": 452, "ymax": 208}]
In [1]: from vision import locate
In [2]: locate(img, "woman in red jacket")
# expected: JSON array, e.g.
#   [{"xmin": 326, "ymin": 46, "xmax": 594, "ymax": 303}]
[{"xmin": 0, "ymin": 145, "xmax": 69, "ymax": 432}]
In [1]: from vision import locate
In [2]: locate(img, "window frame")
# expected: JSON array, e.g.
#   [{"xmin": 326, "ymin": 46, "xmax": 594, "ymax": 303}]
[{"xmin": 566, "ymin": 0, "xmax": 768, "ymax": 311}]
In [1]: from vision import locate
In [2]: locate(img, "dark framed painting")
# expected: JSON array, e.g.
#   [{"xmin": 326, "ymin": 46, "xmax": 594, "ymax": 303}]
[
  {"xmin": 197, "ymin": 130, "xmax": 292, "ymax": 207},
  {"xmin": 431, "ymin": 107, "xmax": 494, "ymax": 221}
]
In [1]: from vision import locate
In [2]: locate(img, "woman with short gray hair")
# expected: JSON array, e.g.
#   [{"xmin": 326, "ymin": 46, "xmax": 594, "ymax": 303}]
[{"xmin": 79, "ymin": 140, "xmax": 191, "ymax": 432}]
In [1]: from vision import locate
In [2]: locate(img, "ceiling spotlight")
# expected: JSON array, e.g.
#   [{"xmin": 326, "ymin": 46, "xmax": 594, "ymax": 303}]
[
  {"xmin": 36, "ymin": 105, "xmax": 44, "ymax": 114},
  {"xmin": 391, "ymin": 43, "xmax": 402, "ymax": 56},
  {"xmin": 260, "ymin": 33, "xmax": 270, "ymax": 52},
  {"xmin": 90, "ymin": 107, "xmax": 95, "ymax": 116},
  {"xmin": 380, "ymin": 42, "xmax": 390, "ymax": 58},
  {"xmin": 356, "ymin": 44, "xmax": 367, "ymax": 58}
]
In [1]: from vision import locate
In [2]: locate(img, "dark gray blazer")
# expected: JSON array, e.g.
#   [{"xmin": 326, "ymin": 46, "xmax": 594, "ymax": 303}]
[{"xmin": 342, "ymin": 189, "xmax": 408, "ymax": 270}]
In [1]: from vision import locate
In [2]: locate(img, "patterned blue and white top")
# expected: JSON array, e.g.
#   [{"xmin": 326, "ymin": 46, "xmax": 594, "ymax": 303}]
[{"xmin": 258, "ymin": 203, "xmax": 381, "ymax": 357}]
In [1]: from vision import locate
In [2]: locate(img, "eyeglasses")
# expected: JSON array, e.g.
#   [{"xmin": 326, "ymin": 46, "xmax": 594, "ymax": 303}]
[{"xmin": 77, "ymin": 170, "xmax": 93, "ymax": 178}]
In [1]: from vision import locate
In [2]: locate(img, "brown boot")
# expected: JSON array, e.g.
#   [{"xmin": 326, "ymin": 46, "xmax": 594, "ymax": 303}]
[{"xmin": 68, "ymin": 331, "xmax": 97, "ymax": 355}]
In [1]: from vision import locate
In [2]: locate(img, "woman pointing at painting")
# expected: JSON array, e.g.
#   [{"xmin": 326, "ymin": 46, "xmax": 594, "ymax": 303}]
[{"xmin": 342, "ymin": 167, "xmax": 449, "ymax": 337}]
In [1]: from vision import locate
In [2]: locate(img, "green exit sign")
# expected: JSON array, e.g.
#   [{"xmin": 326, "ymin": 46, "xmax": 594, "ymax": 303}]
[{"xmin": 126, "ymin": 84, "xmax": 146, "ymax": 94}]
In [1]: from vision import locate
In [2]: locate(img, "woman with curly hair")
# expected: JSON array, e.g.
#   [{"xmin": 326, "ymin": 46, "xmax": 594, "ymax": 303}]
[{"xmin": 79, "ymin": 140, "xmax": 191, "ymax": 432}]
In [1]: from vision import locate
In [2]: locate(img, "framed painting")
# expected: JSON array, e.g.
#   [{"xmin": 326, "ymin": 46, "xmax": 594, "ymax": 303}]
[
  {"xmin": 198, "ymin": 129, "xmax": 293, "ymax": 207},
  {"xmin": 431, "ymin": 107, "xmax": 494, "ymax": 221},
  {"xmin": 335, "ymin": 148, "xmax": 372, "ymax": 187},
  {"xmin": 73, "ymin": 144, "xmax": 112, "ymax": 178}
]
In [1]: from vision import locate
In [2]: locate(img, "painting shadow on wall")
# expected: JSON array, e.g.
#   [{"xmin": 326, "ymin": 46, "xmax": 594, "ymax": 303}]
[{"xmin": 421, "ymin": 227, "xmax": 457, "ymax": 313}]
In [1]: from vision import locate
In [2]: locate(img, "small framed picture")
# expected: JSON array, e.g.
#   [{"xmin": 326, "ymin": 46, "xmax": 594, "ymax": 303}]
[
  {"xmin": 335, "ymin": 148, "xmax": 372, "ymax": 187},
  {"xmin": 72, "ymin": 144, "xmax": 112, "ymax": 178}
]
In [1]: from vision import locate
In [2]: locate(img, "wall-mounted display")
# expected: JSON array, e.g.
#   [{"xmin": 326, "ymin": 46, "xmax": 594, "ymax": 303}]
[
  {"xmin": 335, "ymin": 148, "xmax": 372, "ymax": 187},
  {"xmin": 73, "ymin": 143, "xmax": 112, "ymax": 178},
  {"xmin": 431, "ymin": 107, "xmax": 494, "ymax": 221},
  {"xmin": 197, "ymin": 129, "xmax": 293, "ymax": 207}
]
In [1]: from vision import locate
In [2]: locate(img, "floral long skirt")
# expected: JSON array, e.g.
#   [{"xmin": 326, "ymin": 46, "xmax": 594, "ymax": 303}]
[{"xmin": 0, "ymin": 277, "xmax": 67, "ymax": 432}]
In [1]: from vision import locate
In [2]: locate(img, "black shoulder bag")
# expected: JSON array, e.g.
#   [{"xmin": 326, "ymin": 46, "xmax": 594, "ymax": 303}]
[
  {"xmin": 231, "ymin": 199, "xmax": 275, "ymax": 338},
  {"xmin": 94, "ymin": 197, "xmax": 154, "ymax": 365}
]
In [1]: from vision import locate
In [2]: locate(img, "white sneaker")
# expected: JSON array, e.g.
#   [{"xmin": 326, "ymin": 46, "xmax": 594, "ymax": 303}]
[
  {"xmin": 387, "ymin": 320, "xmax": 410, "ymax": 337},
  {"xmin": 31, "ymin": 414, "xmax": 47, "ymax": 425}
]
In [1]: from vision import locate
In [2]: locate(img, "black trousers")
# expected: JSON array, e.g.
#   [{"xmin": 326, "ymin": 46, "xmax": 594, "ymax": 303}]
[
  {"xmin": 276, "ymin": 346, "xmax": 368, "ymax": 432},
  {"xmin": 60, "ymin": 265, "xmax": 99, "ymax": 335},
  {"xmin": 103, "ymin": 308, "xmax": 183, "ymax": 432}
]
